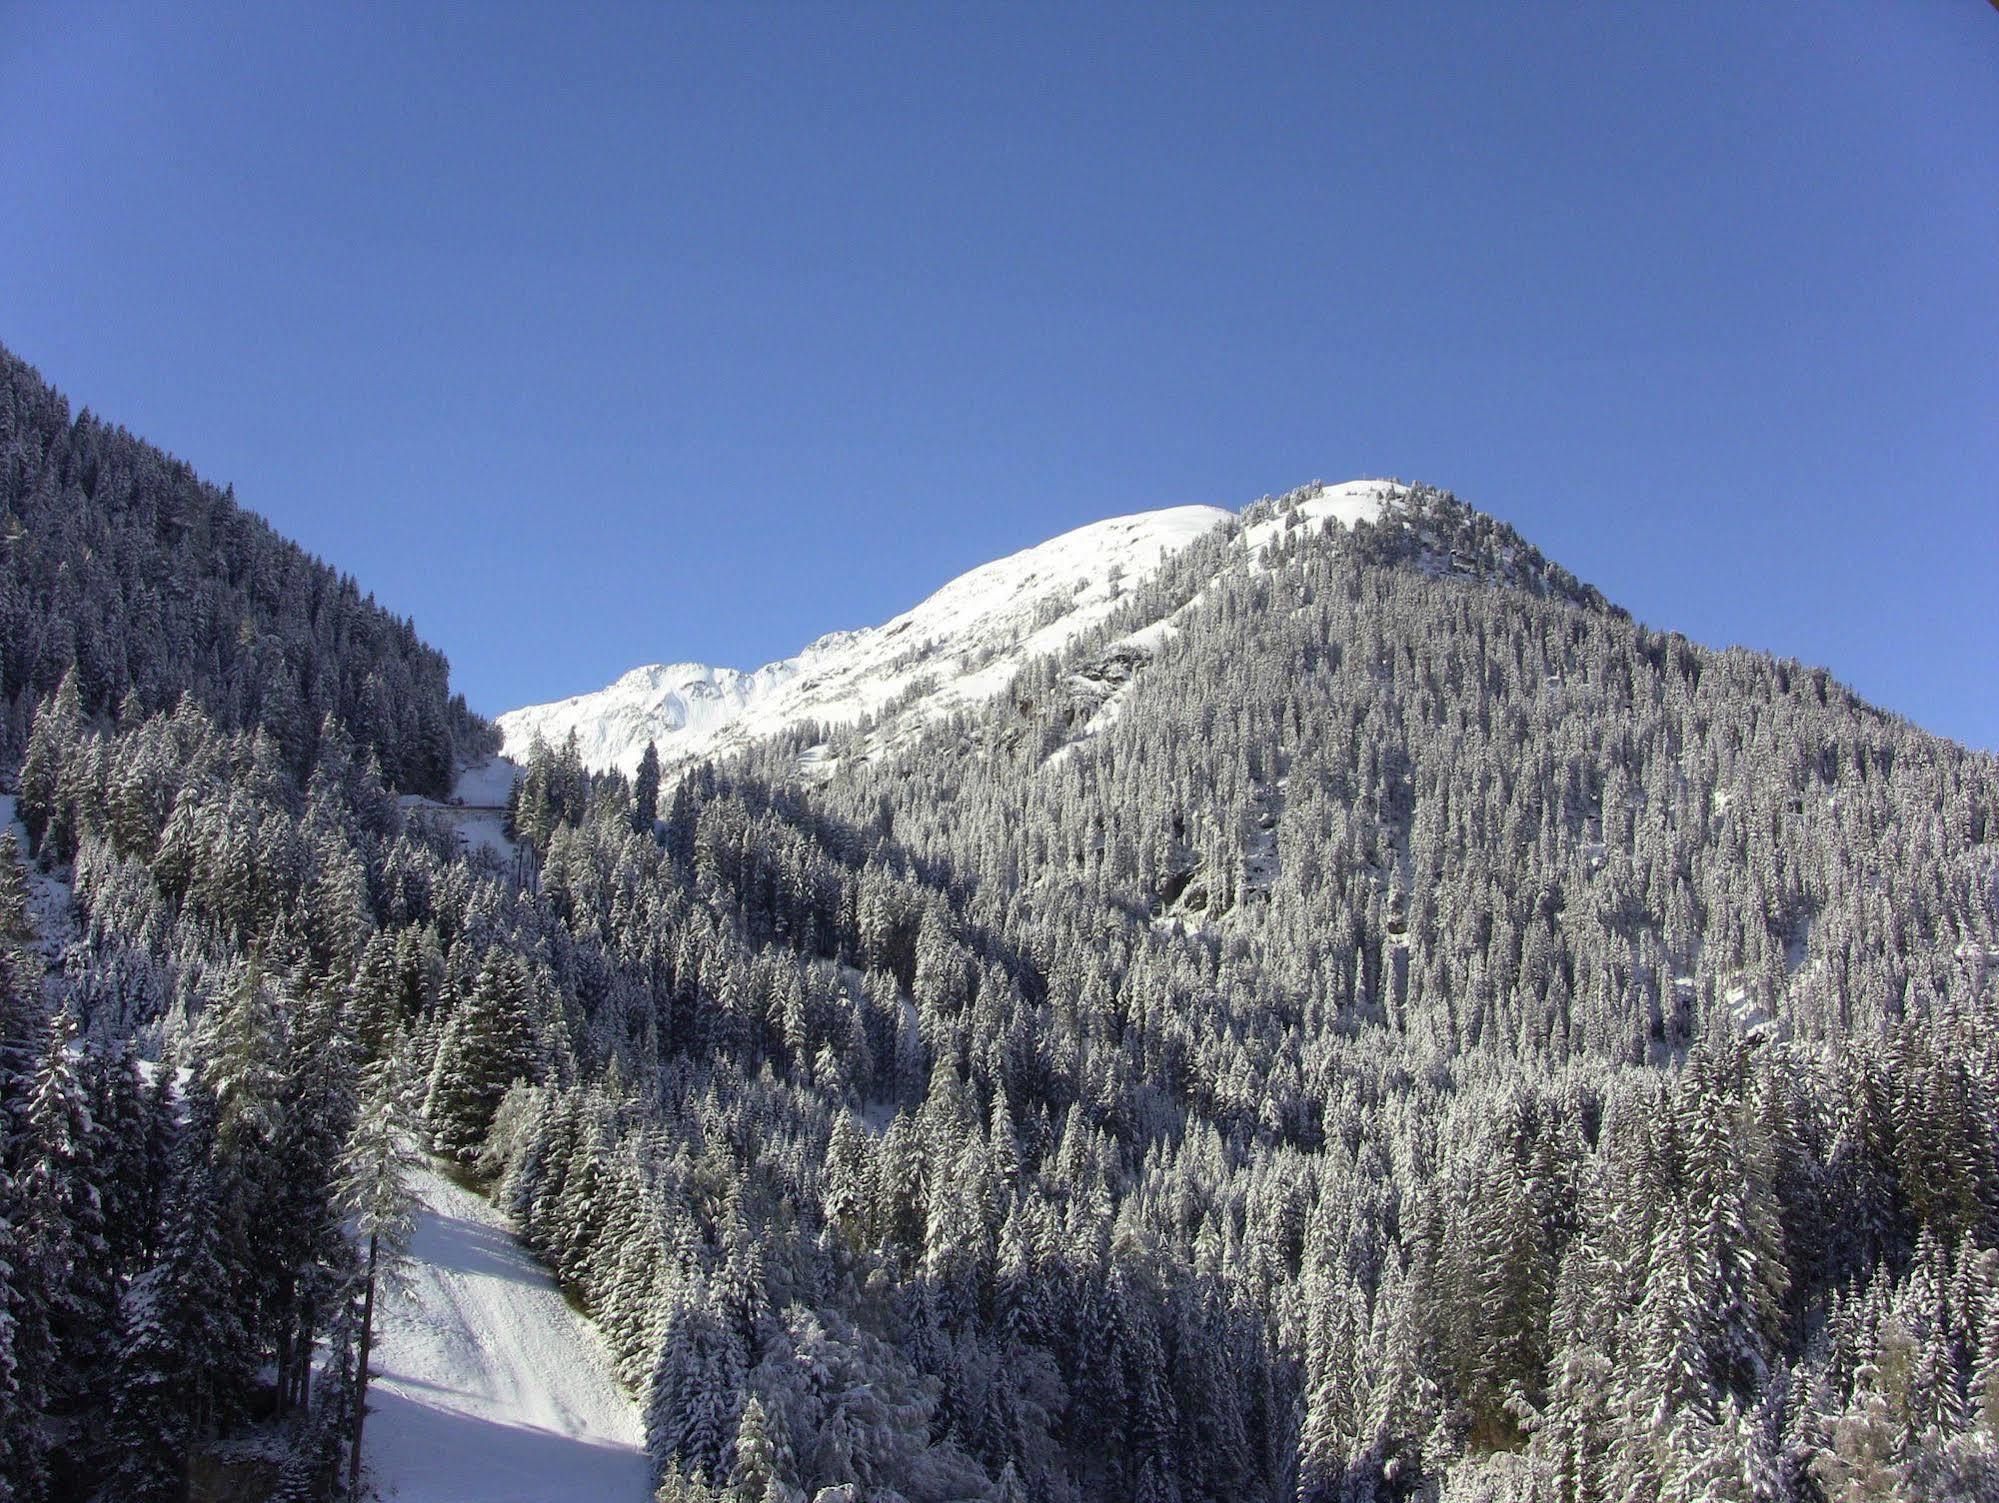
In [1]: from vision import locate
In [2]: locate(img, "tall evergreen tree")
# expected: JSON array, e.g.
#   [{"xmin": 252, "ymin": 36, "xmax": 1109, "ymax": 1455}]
[
  {"xmin": 635, "ymin": 739, "xmax": 662, "ymax": 836},
  {"xmin": 337, "ymin": 1052, "xmax": 423, "ymax": 1493},
  {"xmin": 101, "ymin": 1134, "xmax": 231, "ymax": 1503},
  {"xmin": 425, "ymin": 949, "xmax": 538, "ymax": 1162}
]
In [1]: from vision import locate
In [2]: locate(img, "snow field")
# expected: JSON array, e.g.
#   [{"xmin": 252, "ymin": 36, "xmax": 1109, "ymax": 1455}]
[{"xmin": 364, "ymin": 1166, "xmax": 649, "ymax": 1503}]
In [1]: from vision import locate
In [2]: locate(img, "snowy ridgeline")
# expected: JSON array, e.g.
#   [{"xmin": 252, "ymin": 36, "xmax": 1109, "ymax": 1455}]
[
  {"xmin": 494, "ymin": 496, "xmax": 1311, "ymax": 778},
  {"xmin": 494, "ymin": 482, "xmax": 1416, "ymax": 779},
  {"xmin": 366, "ymin": 1167, "xmax": 648, "ymax": 1503}
]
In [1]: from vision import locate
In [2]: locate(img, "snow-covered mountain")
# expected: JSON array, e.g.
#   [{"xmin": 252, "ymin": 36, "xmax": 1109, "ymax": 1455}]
[
  {"xmin": 497, "ymin": 481, "xmax": 1403, "ymax": 776},
  {"xmin": 496, "ymin": 501, "xmax": 1240, "ymax": 775}
]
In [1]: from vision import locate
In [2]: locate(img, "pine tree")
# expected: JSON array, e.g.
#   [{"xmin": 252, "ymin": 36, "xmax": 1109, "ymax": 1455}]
[
  {"xmin": 655, "ymin": 1458, "xmax": 723, "ymax": 1503},
  {"xmin": 425, "ymin": 949, "xmax": 538, "ymax": 1162},
  {"xmin": 728, "ymin": 1391, "xmax": 803, "ymax": 1503},
  {"xmin": 647, "ymin": 1295, "xmax": 747, "ymax": 1484},
  {"xmin": 17, "ymin": 671, "xmax": 82, "ymax": 858},
  {"xmin": 195, "ymin": 971, "xmax": 293, "ymax": 1418},
  {"xmin": 0, "ymin": 1161, "xmax": 41, "ymax": 1503},
  {"xmin": 635, "ymin": 740, "xmax": 662, "ymax": 835},
  {"xmin": 101, "ymin": 1140, "xmax": 231, "ymax": 1503},
  {"xmin": 338, "ymin": 1052, "xmax": 423, "ymax": 1493},
  {"xmin": 990, "ymin": 1459, "xmax": 1028, "ymax": 1503},
  {"xmin": 18, "ymin": 1023, "xmax": 114, "ymax": 1429},
  {"xmin": 0, "ymin": 830, "xmax": 44, "ymax": 1163}
]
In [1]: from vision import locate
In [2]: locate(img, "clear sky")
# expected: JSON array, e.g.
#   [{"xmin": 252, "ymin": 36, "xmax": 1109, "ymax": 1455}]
[{"xmin": 3, "ymin": 3, "xmax": 1994, "ymax": 747}]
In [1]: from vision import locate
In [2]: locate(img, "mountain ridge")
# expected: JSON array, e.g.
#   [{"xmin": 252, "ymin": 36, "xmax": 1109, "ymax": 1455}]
[{"xmin": 496, "ymin": 498, "xmax": 1241, "ymax": 775}]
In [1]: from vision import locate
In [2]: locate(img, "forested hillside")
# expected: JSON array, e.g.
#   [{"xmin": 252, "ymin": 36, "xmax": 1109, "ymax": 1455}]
[
  {"xmin": 0, "ymin": 355, "xmax": 1994, "ymax": 1503},
  {"xmin": 0, "ymin": 346, "xmax": 493, "ymax": 795}
]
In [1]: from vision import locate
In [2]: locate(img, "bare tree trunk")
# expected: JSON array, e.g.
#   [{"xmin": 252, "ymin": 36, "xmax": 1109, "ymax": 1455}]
[
  {"xmin": 297, "ymin": 1299, "xmax": 315, "ymax": 1413},
  {"xmin": 275, "ymin": 1270, "xmax": 298, "ymax": 1416},
  {"xmin": 348, "ymin": 1231, "xmax": 378, "ymax": 1495},
  {"xmin": 276, "ymin": 1321, "xmax": 292, "ymax": 1417}
]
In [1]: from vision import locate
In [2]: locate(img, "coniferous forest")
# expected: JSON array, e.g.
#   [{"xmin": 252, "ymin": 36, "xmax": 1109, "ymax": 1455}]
[{"xmin": 2, "ymin": 338, "xmax": 1997, "ymax": 1503}]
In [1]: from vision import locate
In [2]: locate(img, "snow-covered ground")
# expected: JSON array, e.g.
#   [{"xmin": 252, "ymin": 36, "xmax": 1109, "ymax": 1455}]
[
  {"xmin": 397, "ymin": 759, "xmax": 521, "ymax": 866},
  {"xmin": 0, "ymin": 792, "xmax": 80, "ymax": 965},
  {"xmin": 496, "ymin": 504, "xmax": 1231, "ymax": 776},
  {"xmin": 452, "ymin": 756, "xmax": 522, "ymax": 808},
  {"xmin": 364, "ymin": 1167, "xmax": 648, "ymax": 1503}
]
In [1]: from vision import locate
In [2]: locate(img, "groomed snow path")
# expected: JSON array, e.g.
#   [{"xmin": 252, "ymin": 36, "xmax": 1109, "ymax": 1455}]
[{"xmin": 365, "ymin": 1167, "xmax": 650, "ymax": 1503}]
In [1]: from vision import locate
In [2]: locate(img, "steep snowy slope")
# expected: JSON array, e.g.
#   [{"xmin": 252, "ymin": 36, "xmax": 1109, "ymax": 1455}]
[
  {"xmin": 364, "ymin": 1167, "xmax": 648, "ymax": 1503},
  {"xmin": 498, "ymin": 504, "xmax": 1231, "ymax": 775},
  {"xmin": 395, "ymin": 758, "xmax": 523, "ymax": 867},
  {"xmin": 1239, "ymin": 477, "xmax": 1402, "ymax": 554},
  {"xmin": 498, "ymin": 486, "xmax": 1416, "ymax": 777}
]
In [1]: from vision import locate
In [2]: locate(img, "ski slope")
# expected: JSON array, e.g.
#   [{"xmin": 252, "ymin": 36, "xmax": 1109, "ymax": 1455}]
[{"xmin": 364, "ymin": 1167, "xmax": 649, "ymax": 1503}]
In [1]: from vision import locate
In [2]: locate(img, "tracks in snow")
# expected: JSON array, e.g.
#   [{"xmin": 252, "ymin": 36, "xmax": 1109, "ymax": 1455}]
[{"xmin": 364, "ymin": 1167, "xmax": 649, "ymax": 1503}]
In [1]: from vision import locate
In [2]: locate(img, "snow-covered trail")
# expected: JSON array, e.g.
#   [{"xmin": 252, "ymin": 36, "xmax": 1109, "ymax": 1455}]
[{"xmin": 365, "ymin": 1167, "xmax": 650, "ymax": 1503}]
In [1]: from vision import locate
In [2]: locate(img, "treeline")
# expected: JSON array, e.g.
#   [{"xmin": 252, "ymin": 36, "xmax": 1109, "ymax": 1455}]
[{"xmin": 0, "ymin": 345, "xmax": 493, "ymax": 795}]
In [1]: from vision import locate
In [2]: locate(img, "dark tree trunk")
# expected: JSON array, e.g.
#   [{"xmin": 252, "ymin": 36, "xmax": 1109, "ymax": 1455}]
[{"xmin": 348, "ymin": 1232, "xmax": 378, "ymax": 1495}]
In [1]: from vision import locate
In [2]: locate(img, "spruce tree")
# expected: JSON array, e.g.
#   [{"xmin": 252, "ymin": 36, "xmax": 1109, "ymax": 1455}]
[
  {"xmin": 18, "ymin": 1024, "xmax": 113, "ymax": 1430},
  {"xmin": 727, "ymin": 1391, "xmax": 803, "ymax": 1503},
  {"xmin": 425, "ymin": 948, "xmax": 538, "ymax": 1162},
  {"xmin": 338, "ymin": 1052, "xmax": 423, "ymax": 1493},
  {"xmin": 635, "ymin": 739, "xmax": 662, "ymax": 835},
  {"xmin": 101, "ymin": 1143, "xmax": 230, "ymax": 1503}
]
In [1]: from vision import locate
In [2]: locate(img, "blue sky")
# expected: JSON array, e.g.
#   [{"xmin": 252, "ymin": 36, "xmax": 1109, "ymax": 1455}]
[{"xmin": 3, "ymin": 3, "xmax": 1994, "ymax": 746}]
